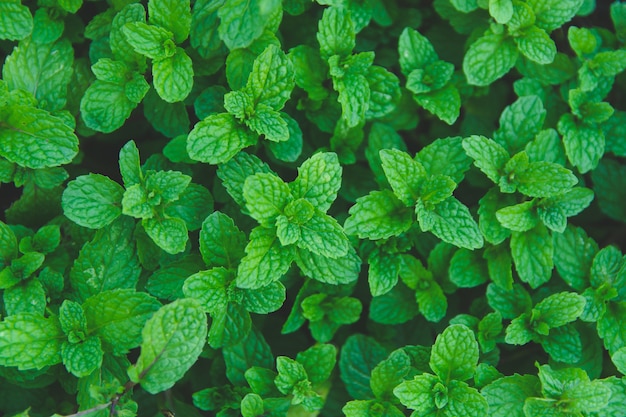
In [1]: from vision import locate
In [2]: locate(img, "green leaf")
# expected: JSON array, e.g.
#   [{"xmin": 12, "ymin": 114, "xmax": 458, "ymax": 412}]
[
  {"xmin": 597, "ymin": 301, "xmax": 626, "ymax": 355},
  {"xmin": 236, "ymin": 226, "xmax": 294, "ymax": 289},
  {"xmin": 449, "ymin": 249, "xmax": 488, "ymax": 288},
  {"xmin": 553, "ymin": 225, "xmax": 597, "ymax": 291},
  {"xmin": 379, "ymin": 148, "xmax": 426, "ymax": 206},
  {"xmin": 241, "ymin": 281, "xmax": 286, "ymax": 314},
  {"xmin": 246, "ymin": 105, "xmax": 289, "ymax": 142},
  {"xmin": 246, "ymin": 44, "xmax": 294, "ymax": 111},
  {"xmin": 482, "ymin": 375, "xmax": 541, "ymax": 417},
  {"xmin": 62, "ymin": 174, "xmax": 124, "ymax": 229},
  {"xmin": 487, "ymin": 283, "xmax": 532, "ymax": 319},
  {"xmin": 0, "ymin": 221, "xmax": 17, "ymax": 267},
  {"xmin": 339, "ymin": 334, "xmax": 388, "ymax": 400},
  {"xmin": 366, "ymin": 65, "xmax": 401, "ymax": 119},
  {"xmin": 370, "ymin": 349, "xmax": 411, "ymax": 400},
  {"xmin": 119, "ymin": 140, "xmax": 142, "ymax": 188},
  {"xmin": 446, "ymin": 380, "xmax": 489, "ymax": 417},
  {"xmin": 83, "ymin": 289, "xmax": 161, "ymax": 355},
  {"xmin": 182, "ymin": 268, "xmax": 229, "ymax": 314},
  {"xmin": 148, "ymin": 0, "xmax": 191, "ymax": 43},
  {"xmin": 535, "ymin": 291, "xmax": 586, "ymax": 328},
  {"xmin": 190, "ymin": 0, "xmax": 223, "ymax": 59},
  {"xmin": 142, "ymin": 217, "xmax": 188, "ymax": 254},
  {"xmin": 489, "ymin": 0, "xmax": 513, "ymax": 24},
  {"xmin": 69, "ymin": 217, "xmax": 141, "ymax": 301},
  {"xmin": 417, "ymin": 197, "xmax": 484, "ymax": 250},
  {"xmin": 217, "ymin": 0, "xmax": 280, "ymax": 50},
  {"xmin": 145, "ymin": 170, "xmax": 191, "ymax": 202},
  {"xmin": 393, "ymin": 373, "xmax": 439, "ymax": 415},
  {"xmin": 275, "ymin": 356, "xmax": 308, "ymax": 394},
  {"xmin": 297, "ymin": 343, "xmax": 337, "ymax": 384},
  {"xmin": 3, "ymin": 38, "xmax": 73, "ymax": 111},
  {"xmin": 368, "ymin": 249, "xmax": 400, "ymax": 297},
  {"xmin": 526, "ymin": 0, "xmax": 585, "ymax": 32},
  {"xmin": 511, "ymin": 224, "xmax": 553, "ymax": 288},
  {"xmin": 416, "ymin": 279, "xmax": 448, "ymax": 323},
  {"xmin": 128, "ymin": 298, "xmax": 207, "ymax": 394},
  {"xmin": 591, "ymin": 158, "xmax": 626, "ymax": 223},
  {"xmin": 515, "ymin": 26, "xmax": 557, "ymax": 65},
  {"xmin": 295, "ymin": 245, "xmax": 361, "ymax": 285},
  {"xmin": 208, "ymin": 302, "xmax": 251, "ymax": 348},
  {"xmin": 291, "ymin": 152, "xmax": 342, "ymax": 212},
  {"xmin": 463, "ymin": 34, "xmax": 518, "ymax": 86},
  {"xmin": 122, "ymin": 22, "xmax": 175, "ymax": 60},
  {"xmin": 414, "ymin": 83, "xmax": 461, "ymax": 125},
  {"xmin": 462, "ymin": 135, "xmax": 509, "ymax": 184},
  {"xmin": 200, "ymin": 211, "xmax": 246, "ymax": 269},
  {"xmin": 80, "ymin": 80, "xmax": 137, "ymax": 133},
  {"xmin": 344, "ymin": 190, "xmax": 413, "ymax": 240},
  {"xmin": 370, "ymin": 283, "xmax": 419, "ymax": 324},
  {"xmin": 61, "ymin": 336, "xmax": 103, "ymax": 378},
  {"xmin": 0, "ymin": 314, "xmax": 63, "ymax": 370},
  {"xmin": 430, "ymin": 324, "xmax": 479, "ymax": 382},
  {"xmin": 0, "ymin": 106, "xmax": 78, "ymax": 169},
  {"xmin": 342, "ymin": 400, "xmax": 404, "ymax": 417},
  {"xmin": 109, "ymin": 4, "xmax": 148, "ymax": 68},
  {"xmin": 241, "ymin": 393, "xmax": 264, "ymax": 417},
  {"xmin": 187, "ymin": 113, "xmax": 257, "ymax": 164},
  {"xmin": 296, "ymin": 211, "xmax": 350, "ymax": 258},
  {"xmin": 398, "ymin": 27, "xmax": 438, "ymax": 74},
  {"xmin": 496, "ymin": 201, "xmax": 539, "ymax": 232},
  {"xmin": 0, "ymin": 0, "xmax": 33, "ymax": 40},
  {"xmin": 558, "ymin": 114, "xmax": 604, "ymax": 174},
  {"xmin": 152, "ymin": 47, "xmax": 194, "ymax": 103},
  {"xmin": 495, "ymin": 96, "xmax": 546, "ymax": 154},
  {"xmin": 243, "ymin": 172, "xmax": 292, "ymax": 226},
  {"xmin": 223, "ymin": 328, "xmax": 273, "ymax": 386},
  {"xmin": 333, "ymin": 62, "xmax": 370, "ymax": 127},
  {"xmin": 3, "ymin": 279, "xmax": 46, "ymax": 316},
  {"xmin": 317, "ymin": 6, "xmax": 355, "ymax": 59},
  {"xmin": 145, "ymin": 255, "xmax": 203, "ymax": 301}
]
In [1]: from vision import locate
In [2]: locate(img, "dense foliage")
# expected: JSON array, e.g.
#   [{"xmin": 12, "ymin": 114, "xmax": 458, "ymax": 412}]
[{"xmin": 1, "ymin": 0, "xmax": 626, "ymax": 416}]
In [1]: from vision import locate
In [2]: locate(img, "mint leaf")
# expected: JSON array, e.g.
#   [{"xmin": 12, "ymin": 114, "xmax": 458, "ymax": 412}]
[
  {"xmin": 344, "ymin": 190, "xmax": 413, "ymax": 240},
  {"xmin": 3, "ymin": 38, "xmax": 73, "ymax": 111},
  {"xmin": 430, "ymin": 324, "xmax": 479, "ymax": 382},
  {"xmin": 296, "ymin": 211, "xmax": 350, "ymax": 258},
  {"xmin": 526, "ymin": 0, "xmax": 585, "ymax": 32},
  {"xmin": 142, "ymin": 216, "xmax": 188, "ymax": 254},
  {"xmin": 557, "ymin": 114, "xmax": 604, "ymax": 174},
  {"xmin": 70, "ymin": 216, "xmax": 141, "ymax": 301},
  {"xmin": 482, "ymin": 374, "xmax": 541, "ymax": 417},
  {"xmin": 495, "ymin": 96, "xmax": 546, "ymax": 154},
  {"xmin": 236, "ymin": 226, "xmax": 294, "ymax": 289},
  {"xmin": 553, "ymin": 225, "xmax": 597, "ymax": 291},
  {"xmin": 246, "ymin": 44, "xmax": 294, "ymax": 111},
  {"xmin": 379, "ymin": 149, "xmax": 425, "ymax": 206},
  {"xmin": 295, "ymin": 245, "xmax": 361, "ymax": 285},
  {"xmin": 217, "ymin": 0, "xmax": 280, "ymax": 50},
  {"xmin": 61, "ymin": 336, "xmax": 103, "ymax": 378},
  {"xmin": 535, "ymin": 291, "xmax": 586, "ymax": 328},
  {"xmin": 200, "ymin": 211, "xmax": 246, "ymax": 269},
  {"xmin": 339, "ymin": 334, "xmax": 388, "ymax": 400},
  {"xmin": 187, "ymin": 113, "xmax": 257, "ymax": 164},
  {"xmin": 370, "ymin": 349, "xmax": 411, "ymax": 400},
  {"xmin": 245, "ymin": 105, "xmax": 289, "ymax": 142},
  {"xmin": 449, "ymin": 249, "xmax": 488, "ymax": 288},
  {"xmin": 122, "ymin": 22, "xmax": 175, "ymax": 60},
  {"xmin": 297, "ymin": 343, "xmax": 337, "ymax": 384},
  {"xmin": 62, "ymin": 174, "xmax": 124, "ymax": 229},
  {"xmin": 80, "ymin": 80, "xmax": 137, "ymax": 133},
  {"xmin": 0, "ymin": 314, "xmax": 63, "ymax": 370},
  {"xmin": 515, "ymin": 26, "xmax": 557, "ymax": 65},
  {"xmin": 128, "ymin": 298, "xmax": 207, "ymax": 394},
  {"xmin": 591, "ymin": 158, "xmax": 626, "ymax": 223},
  {"xmin": 152, "ymin": 47, "xmax": 194, "ymax": 103},
  {"xmin": 398, "ymin": 27, "xmax": 438, "ymax": 74},
  {"xmin": 496, "ymin": 201, "xmax": 539, "ymax": 232},
  {"xmin": 417, "ymin": 197, "xmax": 484, "ymax": 250},
  {"xmin": 368, "ymin": 249, "xmax": 400, "ymax": 297},
  {"xmin": 0, "ymin": 106, "xmax": 78, "ymax": 169},
  {"xmin": 182, "ymin": 268, "xmax": 229, "ymax": 314},
  {"xmin": 208, "ymin": 302, "xmax": 251, "ymax": 348},
  {"xmin": 83, "ymin": 289, "xmax": 161, "ymax": 355},
  {"xmin": 148, "ymin": 0, "xmax": 191, "ymax": 43},
  {"xmin": 462, "ymin": 135, "xmax": 509, "ymax": 184},
  {"xmin": 317, "ymin": 6, "xmax": 355, "ymax": 59},
  {"xmin": 243, "ymin": 172, "xmax": 292, "ymax": 226},
  {"xmin": 393, "ymin": 373, "xmax": 439, "ymax": 415},
  {"xmin": 0, "ymin": 0, "xmax": 33, "ymax": 40},
  {"xmin": 291, "ymin": 152, "xmax": 342, "ymax": 212},
  {"xmin": 511, "ymin": 224, "xmax": 553, "ymax": 288},
  {"xmin": 463, "ymin": 34, "xmax": 518, "ymax": 86}
]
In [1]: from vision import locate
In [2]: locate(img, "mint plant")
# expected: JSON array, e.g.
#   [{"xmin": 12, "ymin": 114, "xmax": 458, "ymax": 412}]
[{"xmin": 2, "ymin": 0, "xmax": 626, "ymax": 416}]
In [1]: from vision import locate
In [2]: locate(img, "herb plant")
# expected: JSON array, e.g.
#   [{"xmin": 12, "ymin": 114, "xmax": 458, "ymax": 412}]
[{"xmin": 1, "ymin": 0, "xmax": 626, "ymax": 416}]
